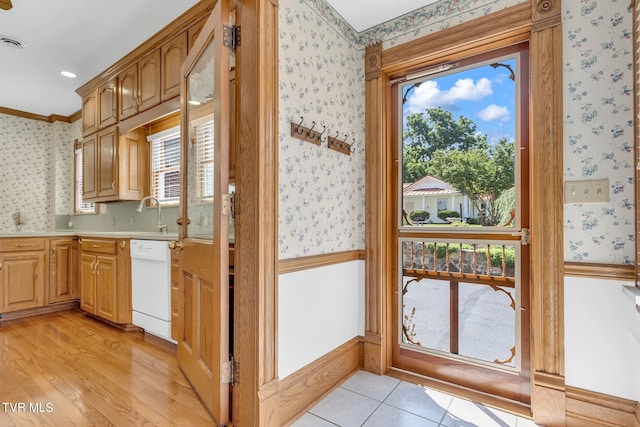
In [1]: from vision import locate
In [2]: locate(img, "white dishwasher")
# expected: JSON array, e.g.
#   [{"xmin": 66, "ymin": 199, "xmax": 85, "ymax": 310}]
[{"xmin": 130, "ymin": 240, "xmax": 175, "ymax": 343}]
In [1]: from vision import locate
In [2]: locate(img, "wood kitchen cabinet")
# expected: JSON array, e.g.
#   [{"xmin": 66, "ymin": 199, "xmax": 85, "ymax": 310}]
[
  {"xmin": 82, "ymin": 126, "xmax": 148, "ymax": 203},
  {"xmin": 49, "ymin": 238, "xmax": 78, "ymax": 304},
  {"xmin": 0, "ymin": 238, "xmax": 46, "ymax": 313},
  {"xmin": 161, "ymin": 32, "xmax": 188, "ymax": 102},
  {"xmin": 118, "ymin": 49, "xmax": 161, "ymax": 121},
  {"xmin": 98, "ymin": 77, "xmax": 118, "ymax": 129},
  {"xmin": 82, "ymin": 126, "xmax": 117, "ymax": 201},
  {"xmin": 79, "ymin": 238, "xmax": 132, "ymax": 325},
  {"xmin": 81, "ymin": 88, "xmax": 99, "ymax": 137}
]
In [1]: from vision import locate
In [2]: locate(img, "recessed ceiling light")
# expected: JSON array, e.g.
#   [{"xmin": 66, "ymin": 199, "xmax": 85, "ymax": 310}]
[{"xmin": 60, "ymin": 71, "xmax": 77, "ymax": 78}]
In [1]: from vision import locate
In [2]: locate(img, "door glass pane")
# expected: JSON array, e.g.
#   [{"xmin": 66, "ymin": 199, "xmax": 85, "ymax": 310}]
[
  {"xmin": 400, "ymin": 54, "xmax": 520, "ymax": 229},
  {"xmin": 400, "ymin": 238, "xmax": 520, "ymax": 371},
  {"xmin": 186, "ymin": 39, "xmax": 215, "ymax": 240}
]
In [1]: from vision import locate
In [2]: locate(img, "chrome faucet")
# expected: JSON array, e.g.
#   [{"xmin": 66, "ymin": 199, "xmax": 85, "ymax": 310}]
[{"xmin": 136, "ymin": 196, "xmax": 167, "ymax": 233}]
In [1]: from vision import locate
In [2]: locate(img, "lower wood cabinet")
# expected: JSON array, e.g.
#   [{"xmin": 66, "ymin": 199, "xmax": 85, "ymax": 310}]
[
  {"xmin": 79, "ymin": 238, "xmax": 131, "ymax": 324},
  {"xmin": 0, "ymin": 238, "xmax": 46, "ymax": 313},
  {"xmin": 49, "ymin": 238, "xmax": 78, "ymax": 304}
]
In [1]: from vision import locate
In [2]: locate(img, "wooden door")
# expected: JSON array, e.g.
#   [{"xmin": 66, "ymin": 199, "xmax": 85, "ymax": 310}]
[
  {"xmin": 95, "ymin": 255, "xmax": 117, "ymax": 322},
  {"xmin": 82, "ymin": 134, "xmax": 98, "ymax": 200},
  {"xmin": 97, "ymin": 126, "xmax": 118, "ymax": 199},
  {"xmin": 161, "ymin": 32, "xmax": 188, "ymax": 101},
  {"xmin": 0, "ymin": 252, "xmax": 45, "ymax": 312},
  {"xmin": 49, "ymin": 239, "xmax": 78, "ymax": 304},
  {"xmin": 138, "ymin": 49, "xmax": 161, "ymax": 112},
  {"xmin": 79, "ymin": 253, "xmax": 96, "ymax": 313},
  {"xmin": 81, "ymin": 88, "xmax": 98, "ymax": 137},
  {"xmin": 98, "ymin": 77, "xmax": 118, "ymax": 129},
  {"xmin": 118, "ymin": 63, "xmax": 138, "ymax": 120},
  {"xmin": 175, "ymin": 1, "xmax": 230, "ymax": 423}
]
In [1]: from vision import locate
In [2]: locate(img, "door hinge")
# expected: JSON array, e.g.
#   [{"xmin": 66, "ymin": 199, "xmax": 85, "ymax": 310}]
[
  {"xmin": 222, "ymin": 193, "xmax": 235, "ymax": 217},
  {"xmin": 222, "ymin": 354, "xmax": 238, "ymax": 386},
  {"xmin": 223, "ymin": 25, "xmax": 241, "ymax": 53},
  {"xmin": 511, "ymin": 228, "xmax": 530, "ymax": 245}
]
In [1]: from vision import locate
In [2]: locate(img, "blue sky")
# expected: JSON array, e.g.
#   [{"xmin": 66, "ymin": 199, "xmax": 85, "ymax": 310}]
[{"xmin": 402, "ymin": 58, "xmax": 517, "ymax": 144}]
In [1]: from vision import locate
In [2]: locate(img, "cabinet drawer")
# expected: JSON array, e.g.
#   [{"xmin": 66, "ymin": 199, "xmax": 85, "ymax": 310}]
[
  {"xmin": 0, "ymin": 238, "xmax": 46, "ymax": 252},
  {"xmin": 80, "ymin": 239, "xmax": 117, "ymax": 255}
]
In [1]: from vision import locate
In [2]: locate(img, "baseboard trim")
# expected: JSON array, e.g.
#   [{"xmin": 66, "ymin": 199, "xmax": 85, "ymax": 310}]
[
  {"xmin": 0, "ymin": 301, "xmax": 80, "ymax": 322},
  {"xmin": 279, "ymin": 336, "xmax": 363, "ymax": 426},
  {"xmin": 566, "ymin": 386, "xmax": 640, "ymax": 427}
]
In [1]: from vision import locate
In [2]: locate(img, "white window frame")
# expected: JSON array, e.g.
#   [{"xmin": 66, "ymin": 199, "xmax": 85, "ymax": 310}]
[{"xmin": 148, "ymin": 127, "xmax": 181, "ymax": 205}]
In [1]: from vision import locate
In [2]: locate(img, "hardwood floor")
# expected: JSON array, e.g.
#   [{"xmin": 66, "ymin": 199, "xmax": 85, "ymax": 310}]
[{"xmin": 0, "ymin": 309, "xmax": 215, "ymax": 426}]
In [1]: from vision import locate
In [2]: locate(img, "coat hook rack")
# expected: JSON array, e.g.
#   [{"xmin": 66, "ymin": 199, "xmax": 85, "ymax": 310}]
[
  {"xmin": 290, "ymin": 116, "xmax": 321, "ymax": 146},
  {"xmin": 327, "ymin": 132, "xmax": 353, "ymax": 156}
]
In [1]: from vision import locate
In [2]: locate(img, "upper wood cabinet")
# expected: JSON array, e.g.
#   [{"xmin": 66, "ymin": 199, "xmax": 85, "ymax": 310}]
[
  {"xmin": 82, "ymin": 133, "xmax": 98, "ymax": 200},
  {"xmin": 82, "ymin": 126, "xmax": 148, "ymax": 203},
  {"xmin": 118, "ymin": 49, "xmax": 162, "ymax": 121},
  {"xmin": 188, "ymin": 17, "xmax": 207, "ymax": 51},
  {"xmin": 97, "ymin": 126, "xmax": 119, "ymax": 200},
  {"xmin": 161, "ymin": 32, "xmax": 188, "ymax": 101},
  {"xmin": 98, "ymin": 77, "xmax": 118, "ymax": 129},
  {"xmin": 81, "ymin": 89, "xmax": 99, "ymax": 137}
]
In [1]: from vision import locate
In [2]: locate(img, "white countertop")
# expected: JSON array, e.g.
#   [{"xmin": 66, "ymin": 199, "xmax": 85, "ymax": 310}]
[{"xmin": 0, "ymin": 231, "xmax": 178, "ymax": 241}]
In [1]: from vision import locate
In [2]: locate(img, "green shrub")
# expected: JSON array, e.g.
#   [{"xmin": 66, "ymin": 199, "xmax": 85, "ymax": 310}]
[
  {"xmin": 409, "ymin": 210, "xmax": 430, "ymax": 223},
  {"xmin": 467, "ymin": 217, "xmax": 481, "ymax": 225}
]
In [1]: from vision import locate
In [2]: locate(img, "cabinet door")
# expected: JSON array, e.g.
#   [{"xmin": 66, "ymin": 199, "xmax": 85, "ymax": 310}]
[
  {"xmin": 187, "ymin": 16, "xmax": 207, "ymax": 51},
  {"xmin": 81, "ymin": 88, "xmax": 99, "ymax": 137},
  {"xmin": 161, "ymin": 32, "xmax": 188, "ymax": 101},
  {"xmin": 95, "ymin": 255, "xmax": 118, "ymax": 323},
  {"xmin": 118, "ymin": 128, "xmax": 148, "ymax": 200},
  {"xmin": 82, "ymin": 134, "xmax": 98, "ymax": 200},
  {"xmin": 138, "ymin": 49, "xmax": 161, "ymax": 112},
  {"xmin": 97, "ymin": 126, "xmax": 119, "ymax": 199},
  {"xmin": 98, "ymin": 77, "xmax": 118, "ymax": 129},
  {"xmin": 0, "ymin": 252, "xmax": 45, "ymax": 313},
  {"xmin": 118, "ymin": 63, "xmax": 138, "ymax": 120},
  {"xmin": 49, "ymin": 239, "xmax": 78, "ymax": 304},
  {"xmin": 79, "ymin": 253, "xmax": 96, "ymax": 313}
]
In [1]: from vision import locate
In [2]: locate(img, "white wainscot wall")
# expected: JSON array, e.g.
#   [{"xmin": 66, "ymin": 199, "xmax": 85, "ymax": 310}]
[
  {"xmin": 565, "ymin": 276, "xmax": 640, "ymax": 401},
  {"xmin": 278, "ymin": 260, "xmax": 365, "ymax": 379}
]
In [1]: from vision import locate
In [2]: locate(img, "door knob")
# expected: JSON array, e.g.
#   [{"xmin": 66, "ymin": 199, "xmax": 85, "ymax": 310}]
[{"xmin": 168, "ymin": 241, "xmax": 184, "ymax": 250}]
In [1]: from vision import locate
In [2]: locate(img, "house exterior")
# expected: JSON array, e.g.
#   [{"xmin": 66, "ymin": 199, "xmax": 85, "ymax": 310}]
[
  {"xmin": 0, "ymin": 0, "xmax": 639, "ymax": 426},
  {"xmin": 402, "ymin": 175, "xmax": 481, "ymax": 223}
]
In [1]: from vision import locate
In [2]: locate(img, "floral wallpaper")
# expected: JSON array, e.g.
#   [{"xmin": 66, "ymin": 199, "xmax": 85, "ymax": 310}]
[
  {"xmin": 0, "ymin": 114, "xmax": 74, "ymax": 232},
  {"xmin": 563, "ymin": 0, "xmax": 635, "ymax": 264},
  {"xmin": 278, "ymin": 0, "xmax": 366, "ymax": 259}
]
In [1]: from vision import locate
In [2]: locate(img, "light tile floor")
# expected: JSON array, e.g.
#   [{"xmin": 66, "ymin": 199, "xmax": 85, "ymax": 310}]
[{"xmin": 292, "ymin": 371, "xmax": 539, "ymax": 427}]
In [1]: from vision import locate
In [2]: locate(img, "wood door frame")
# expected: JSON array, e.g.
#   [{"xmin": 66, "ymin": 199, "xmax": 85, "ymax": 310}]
[
  {"xmin": 364, "ymin": 1, "xmax": 565, "ymax": 425},
  {"xmin": 233, "ymin": 0, "xmax": 281, "ymax": 425}
]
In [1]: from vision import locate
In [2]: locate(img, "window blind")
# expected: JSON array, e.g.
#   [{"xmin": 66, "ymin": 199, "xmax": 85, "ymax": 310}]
[
  {"xmin": 195, "ymin": 120, "xmax": 214, "ymax": 199},
  {"xmin": 150, "ymin": 131, "xmax": 181, "ymax": 204}
]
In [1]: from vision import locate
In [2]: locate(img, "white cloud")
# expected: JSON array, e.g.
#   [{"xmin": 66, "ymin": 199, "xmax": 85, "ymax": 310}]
[
  {"xmin": 477, "ymin": 104, "xmax": 510, "ymax": 122},
  {"xmin": 404, "ymin": 77, "xmax": 493, "ymax": 114}
]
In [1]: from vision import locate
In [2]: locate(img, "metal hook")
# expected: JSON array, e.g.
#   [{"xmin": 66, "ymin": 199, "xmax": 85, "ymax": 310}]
[
  {"xmin": 296, "ymin": 116, "xmax": 304, "ymax": 135},
  {"xmin": 307, "ymin": 121, "xmax": 317, "ymax": 138},
  {"xmin": 318, "ymin": 126, "xmax": 327, "ymax": 142},
  {"xmin": 349, "ymin": 138, "xmax": 356, "ymax": 153}
]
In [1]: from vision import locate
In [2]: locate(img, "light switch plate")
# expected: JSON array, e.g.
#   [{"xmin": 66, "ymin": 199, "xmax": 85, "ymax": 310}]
[{"xmin": 564, "ymin": 179, "xmax": 609, "ymax": 204}]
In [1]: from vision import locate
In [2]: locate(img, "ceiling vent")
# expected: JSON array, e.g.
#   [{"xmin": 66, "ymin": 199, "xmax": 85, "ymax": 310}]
[{"xmin": 0, "ymin": 36, "xmax": 24, "ymax": 49}]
